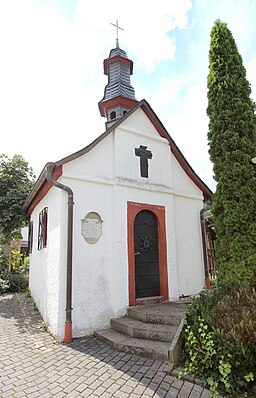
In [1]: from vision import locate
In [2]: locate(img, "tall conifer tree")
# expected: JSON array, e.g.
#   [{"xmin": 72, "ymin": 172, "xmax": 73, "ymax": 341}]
[{"xmin": 207, "ymin": 20, "xmax": 256, "ymax": 283}]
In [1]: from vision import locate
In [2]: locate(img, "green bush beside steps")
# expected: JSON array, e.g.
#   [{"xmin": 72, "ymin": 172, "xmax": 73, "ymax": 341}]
[{"xmin": 181, "ymin": 283, "xmax": 256, "ymax": 397}]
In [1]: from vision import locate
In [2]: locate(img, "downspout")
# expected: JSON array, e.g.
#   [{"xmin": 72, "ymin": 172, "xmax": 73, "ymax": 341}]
[
  {"xmin": 45, "ymin": 162, "xmax": 74, "ymax": 343},
  {"xmin": 200, "ymin": 208, "xmax": 211, "ymax": 289}
]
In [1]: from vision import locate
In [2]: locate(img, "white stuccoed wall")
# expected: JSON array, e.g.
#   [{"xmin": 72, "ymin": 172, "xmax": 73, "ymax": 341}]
[
  {"xmin": 29, "ymin": 107, "xmax": 205, "ymax": 340},
  {"xmin": 29, "ymin": 186, "xmax": 68, "ymax": 340}
]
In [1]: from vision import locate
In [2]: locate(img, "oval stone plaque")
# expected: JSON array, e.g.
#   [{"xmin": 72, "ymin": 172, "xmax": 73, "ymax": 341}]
[{"xmin": 81, "ymin": 212, "xmax": 103, "ymax": 244}]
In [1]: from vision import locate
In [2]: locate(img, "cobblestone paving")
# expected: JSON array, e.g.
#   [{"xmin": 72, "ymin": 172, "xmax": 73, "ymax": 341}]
[{"xmin": 0, "ymin": 293, "xmax": 212, "ymax": 398}]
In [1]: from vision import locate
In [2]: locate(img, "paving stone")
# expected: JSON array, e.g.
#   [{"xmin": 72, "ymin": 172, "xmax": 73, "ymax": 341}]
[
  {"xmin": 80, "ymin": 388, "xmax": 94, "ymax": 397},
  {"xmin": 106, "ymin": 383, "xmax": 121, "ymax": 394},
  {"xmin": 163, "ymin": 375, "xmax": 176, "ymax": 385},
  {"xmin": 133, "ymin": 384, "xmax": 147, "ymax": 395},
  {"xmin": 126, "ymin": 378, "xmax": 139, "ymax": 388},
  {"xmin": 120, "ymin": 384, "xmax": 134, "ymax": 394},
  {"xmin": 116, "ymin": 377, "xmax": 128, "ymax": 386},
  {"xmin": 133, "ymin": 371, "xmax": 144, "ymax": 382},
  {"xmin": 53, "ymin": 392, "xmax": 65, "ymax": 398},
  {"xmin": 166, "ymin": 387, "xmax": 179, "ymax": 398},
  {"xmin": 155, "ymin": 387, "xmax": 168, "ymax": 397},
  {"xmin": 100, "ymin": 393, "xmax": 112, "ymax": 398},
  {"xmin": 101, "ymin": 378, "xmax": 116, "ymax": 389},
  {"xmin": 113, "ymin": 390, "xmax": 130, "ymax": 398},
  {"xmin": 153, "ymin": 374, "xmax": 166, "ymax": 384},
  {"xmin": 93, "ymin": 386, "xmax": 106, "ymax": 396},
  {"xmin": 148, "ymin": 382, "xmax": 159, "ymax": 392},
  {"xmin": 172, "ymin": 378, "xmax": 184, "ymax": 390},
  {"xmin": 143, "ymin": 387, "xmax": 155, "ymax": 397},
  {"xmin": 200, "ymin": 390, "xmax": 211, "ymax": 398},
  {"xmin": 177, "ymin": 382, "xmax": 194, "ymax": 397},
  {"xmin": 191, "ymin": 384, "xmax": 204, "ymax": 393},
  {"xmin": 161, "ymin": 380, "xmax": 172, "ymax": 390},
  {"xmin": 1, "ymin": 390, "xmax": 16, "ymax": 398},
  {"xmin": 0, "ymin": 293, "xmax": 215, "ymax": 398},
  {"xmin": 89, "ymin": 379, "xmax": 102, "ymax": 389},
  {"xmin": 140, "ymin": 376, "xmax": 151, "ymax": 386},
  {"xmin": 188, "ymin": 389, "xmax": 201, "ymax": 398}
]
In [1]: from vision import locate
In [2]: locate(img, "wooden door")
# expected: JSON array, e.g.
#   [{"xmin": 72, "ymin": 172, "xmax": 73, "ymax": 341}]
[{"xmin": 134, "ymin": 210, "xmax": 160, "ymax": 298}]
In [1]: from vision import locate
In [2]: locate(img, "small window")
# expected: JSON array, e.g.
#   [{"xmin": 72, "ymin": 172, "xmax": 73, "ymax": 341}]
[
  {"xmin": 123, "ymin": 111, "xmax": 127, "ymax": 115},
  {"xmin": 110, "ymin": 111, "xmax": 116, "ymax": 120},
  {"xmin": 38, "ymin": 207, "xmax": 48, "ymax": 250},
  {"xmin": 28, "ymin": 221, "xmax": 34, "ymax": 254}
]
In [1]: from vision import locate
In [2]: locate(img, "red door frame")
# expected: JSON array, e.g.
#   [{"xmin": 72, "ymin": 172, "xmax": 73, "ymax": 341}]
[{"xmin": 127, "ymin": 201, "xmax": 169, "ymax": 305}]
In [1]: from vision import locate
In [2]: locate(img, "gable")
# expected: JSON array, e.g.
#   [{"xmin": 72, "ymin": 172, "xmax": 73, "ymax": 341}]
[
  {"xmin": 171, "ymin": 154, "xmax": 203, "ymax": 197},
  {"xmin": 63, "ymin": 133, "xmax": 115, "ymax": 181},
  {"xmin": 122, "ymin": 106, "xmax": 162, "ymax": 139},
  {"xmin": 114, "ymin": 108, "xmax": 172, "ymax": 188},
  {"xmin": 24, "ymin": 100, "xmax": 212, "ymax": 214}
]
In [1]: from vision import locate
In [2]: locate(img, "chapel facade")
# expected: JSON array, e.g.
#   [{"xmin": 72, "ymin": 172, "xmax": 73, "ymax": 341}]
[{"xmin": 24, "ymin": 40, "xmax": 212, "ymax": 342}]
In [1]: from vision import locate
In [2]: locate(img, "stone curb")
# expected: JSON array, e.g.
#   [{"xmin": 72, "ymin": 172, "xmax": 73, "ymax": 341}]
[
  {"xmin": 171, "ymin": 368, "xmax": 207, "ymax": 388},
  {"xmin": 171, "ymin": 368, "xmax": 226, "ymax": 398}
]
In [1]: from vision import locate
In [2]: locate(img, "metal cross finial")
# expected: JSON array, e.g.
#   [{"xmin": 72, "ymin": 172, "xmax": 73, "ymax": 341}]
[{"xmin": 110, "ymin": 20, "xmax": 124, "ymax": 48}]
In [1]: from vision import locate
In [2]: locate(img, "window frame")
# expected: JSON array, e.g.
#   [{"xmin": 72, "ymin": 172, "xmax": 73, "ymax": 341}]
[
  {"xmin": 28, "ymin": 221, "xmax": 34, "ymax": 254},
  {"xmin": 38, "ymin": 207, "xmax": 48, "ymax": 250}
]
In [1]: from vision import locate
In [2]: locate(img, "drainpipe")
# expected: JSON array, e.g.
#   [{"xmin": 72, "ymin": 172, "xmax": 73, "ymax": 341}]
[
  {"xmin": 45, "ymin": 162, "xmax": 74, "ymax": 343},
  {"xmin": 200, "ymin": 208, "xmax": 211, "ymax": 289}
]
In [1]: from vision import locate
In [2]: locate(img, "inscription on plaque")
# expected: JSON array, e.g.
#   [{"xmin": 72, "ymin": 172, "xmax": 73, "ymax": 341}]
[{"xmin": 81, "ymin": 212, "xmax": 103, "ymax": 244}]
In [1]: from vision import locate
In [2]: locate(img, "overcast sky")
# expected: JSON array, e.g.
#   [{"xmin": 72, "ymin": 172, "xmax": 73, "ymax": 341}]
[{"xmin": 1, "ymin": 0, "xmax": 256, "ymax": 191}]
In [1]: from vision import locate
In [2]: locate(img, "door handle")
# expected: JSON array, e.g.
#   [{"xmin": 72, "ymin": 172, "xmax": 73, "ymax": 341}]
[{"xmin": 135, "ymin": 252, "xmax": 140, "ymax": 256}]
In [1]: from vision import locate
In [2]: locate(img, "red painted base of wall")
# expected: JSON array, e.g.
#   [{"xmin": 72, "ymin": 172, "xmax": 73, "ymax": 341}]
[
  {"xmin": 205, "ymin": 278, "xmax": 211, "ymax": 290},
  {"xmin": 64, "ymin": 322, "xmax": 73, "ymax": 343}
]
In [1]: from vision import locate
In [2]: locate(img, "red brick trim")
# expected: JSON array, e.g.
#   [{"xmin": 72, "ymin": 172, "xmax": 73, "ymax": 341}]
[
  {"xmin": 127, "ymin": 201, "xmax": 169, "ymax": 305},
  {"xmin": 27, "ymin": 165, "xmax": 62, "ymax": 215}
]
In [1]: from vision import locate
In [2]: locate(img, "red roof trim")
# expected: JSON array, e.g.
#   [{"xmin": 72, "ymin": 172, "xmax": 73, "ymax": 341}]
[
  {"xmin": 141, "ymin": 103, "xmax": 211, "ymax": 200},
  {"xmin": 99, "ymin": 96, "xmax": 138, "ymax": 117},
  {"xmin": 103, "ymin": 55, "xmax": 133, "ymax": 75},
  {"xmin": 27, "ymin": 165, "xmax": 62, "ymax": 215},
  {"xmin": 141, "ymin": 103, "xmax": 168, "ymax": 139}
]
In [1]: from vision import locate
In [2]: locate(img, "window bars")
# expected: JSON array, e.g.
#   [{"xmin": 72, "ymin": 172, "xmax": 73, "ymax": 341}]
[{"xmin": 38, "ymin": 207, "xmax": 48, "ymax": 250}]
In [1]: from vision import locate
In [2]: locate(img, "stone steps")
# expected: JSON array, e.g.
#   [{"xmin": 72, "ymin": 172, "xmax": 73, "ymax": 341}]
[
  {"xmin": 127, "ymin": 302, "xmax": 188, "ymax": 325},
  {"xmin": 110, "ymin": 316, "xmax": 177, "ymax": 342},
  {"xmin": 94, "ymin": 301, "xmax": 189, "ymax": 365},
  {"xmin": 93, "ymin": 328, "xmax": 171, "ymax": 361}
]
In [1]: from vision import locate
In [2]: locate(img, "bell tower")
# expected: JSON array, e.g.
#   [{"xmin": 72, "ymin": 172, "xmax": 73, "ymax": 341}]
[{"xmin": 98, "ymin": 21, "xmax": 138, "ymax": 129}]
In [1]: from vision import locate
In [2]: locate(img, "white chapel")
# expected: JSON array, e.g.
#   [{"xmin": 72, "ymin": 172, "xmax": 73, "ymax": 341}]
[{"xmin": 24, "ymin": 37, "xmax": 212, "ymax": 343}]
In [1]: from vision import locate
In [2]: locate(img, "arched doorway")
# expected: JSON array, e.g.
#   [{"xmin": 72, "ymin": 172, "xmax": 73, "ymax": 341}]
[
  {"xmin": 127, "ymin": 202, "xmax": 169, "ymax": 305},
  {"xmin": 134, "ymin": 210, "xmax": 160, "ymax": 298}
]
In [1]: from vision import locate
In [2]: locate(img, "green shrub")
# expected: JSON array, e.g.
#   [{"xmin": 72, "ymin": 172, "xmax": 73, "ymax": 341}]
[
  {"xmin": 0, "ymin": 271, "xmax": 28, "ymax": 293},
  {"xmin": 217, "ymin": 286, "xmax": 256, "ymax": 343},
  {"xmin": 0, "ymin": 274, "xmax": 10, "ymax": 293},
  {"xmin": 6, "ymin": 272, "xmax": 28, "ymax": 292},
  {"xmin": 182, "ymin": 285, "xmax": 256, "ymax": 397},
  {"xmin": 0, "ymin": 250, "xmax": 30, "ymax": 294}
]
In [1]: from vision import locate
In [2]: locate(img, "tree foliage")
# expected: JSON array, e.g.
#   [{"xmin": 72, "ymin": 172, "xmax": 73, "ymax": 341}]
[
  {"xmin": 207, "ymin": 20, "xmax": 256, "ymax": 283},
  {"xmin": 0, "ymin": 154, "xmax": 35, "ymax": 241}
]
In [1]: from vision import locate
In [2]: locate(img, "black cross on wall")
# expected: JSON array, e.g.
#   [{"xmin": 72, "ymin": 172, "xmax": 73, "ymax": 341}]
[{"xmin": 135, "ymin": 145, "xmax": 153, "ymax": 178}]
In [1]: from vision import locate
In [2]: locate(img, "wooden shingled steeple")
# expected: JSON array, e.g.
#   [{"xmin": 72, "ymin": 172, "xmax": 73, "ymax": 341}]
[{"xmin": 98, "ymin": 21, "xmax": 138, "ymax": 128}]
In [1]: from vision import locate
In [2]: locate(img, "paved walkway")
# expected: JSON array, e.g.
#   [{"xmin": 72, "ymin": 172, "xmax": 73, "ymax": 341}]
[{"xmin": 0, "ymin": 293, "xmax": 212, "ymax": 398}]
